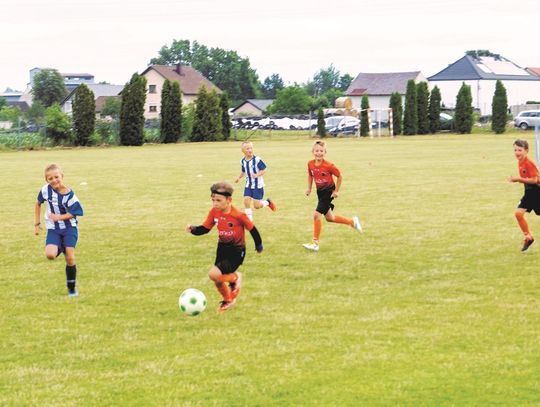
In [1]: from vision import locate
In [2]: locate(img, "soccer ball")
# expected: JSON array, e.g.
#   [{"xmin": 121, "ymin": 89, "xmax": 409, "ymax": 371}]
[{"xmin": 179, "ymin": 288, "xmax": 207, "ymax": 316}]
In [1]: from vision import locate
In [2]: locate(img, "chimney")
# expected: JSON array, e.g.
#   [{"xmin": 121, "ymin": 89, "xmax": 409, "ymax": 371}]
[{"xmin": 175, "ymin": 62, "xmax": 182, "ymax": 75}]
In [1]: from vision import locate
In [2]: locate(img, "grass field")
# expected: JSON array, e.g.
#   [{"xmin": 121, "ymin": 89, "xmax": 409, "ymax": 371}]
[{"xmin": 1, "ymin": 133, "xmax": 539, "ymax": 406}]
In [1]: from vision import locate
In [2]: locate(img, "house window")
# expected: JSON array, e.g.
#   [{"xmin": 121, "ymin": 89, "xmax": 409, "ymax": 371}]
[
  {"xmin": 149, "ymin": 105, "xmax": 157, "ymax": 112},
  {"xmin": 148, "ymin": 85, "xmax": 157, "ymax": 93}
]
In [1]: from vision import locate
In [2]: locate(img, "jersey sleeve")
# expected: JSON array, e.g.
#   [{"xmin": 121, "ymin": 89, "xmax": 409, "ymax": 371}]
[
  {"xmin": 527, "ymin": 160, "xmax": 539, "ymax": 178},
  {"xmin": 330, "ymin": 163, "xmax": 341, "ymax": 177},
  {"xmin": 37, "ymin": 190, "xmax": 45, "ymax": 203},
  {"xmin": 257, "ymin": 158, "xmax": 267, "ymax": 171},
  {"xmin": 66, "ymin": 192, "xmax": 84, "ymax": 216},
  {"xmin": 238, "ymin": 212, "xmax": 254, "ymax": 231},
  {"xmin": 201, "ymin": 209, "xmax": 216, "ymax": 230}
]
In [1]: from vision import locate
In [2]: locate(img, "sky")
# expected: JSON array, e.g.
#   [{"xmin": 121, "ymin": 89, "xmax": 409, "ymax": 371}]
[{"xmin": 1, "ymin": 0, "xmax": 539, "ymax": 92}]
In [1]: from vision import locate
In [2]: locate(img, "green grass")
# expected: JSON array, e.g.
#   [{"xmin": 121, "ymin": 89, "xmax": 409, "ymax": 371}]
[{"xmin": 1, "ymin": 133, "xmax": 539, "ymax": 406}]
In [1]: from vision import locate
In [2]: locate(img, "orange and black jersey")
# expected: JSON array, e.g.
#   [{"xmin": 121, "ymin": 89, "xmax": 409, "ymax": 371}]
[
  {"xmin": 519, "ymin": 157, "xmax": 540, "ymax": 189},
  {"xmin": 308, "ymin": 159, "xmax": 341, "ymax": 190},
  {"xmin": 191, "ymin": 206, "xmax": 262, "ymax": 250}
]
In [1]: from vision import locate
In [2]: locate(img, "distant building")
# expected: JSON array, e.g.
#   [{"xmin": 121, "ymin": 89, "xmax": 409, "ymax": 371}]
[
  {"xmin": 29, "ymin": 67, "xmax": 95, "ymax": 92},
  {"xmin": 345, "ymin": 71, "xmax": 427, "ymax": 121},
  {"xmin": 0, "ymin": 91, "xmax": 23, "ymax": 103},
  {"xmin": 61, "ymin": 84, "xmax": 124, "ymax": 116},
  {"xmin": 231, "ymin": 99, "xmax": 274, "ymax": 117},
  {"xmin": 428, "ymin": 54, "xmax": 540, "ymax": 115},
  {"xmin": 140, "ymin": 64, "xmax": 221, "ymax": 120}
]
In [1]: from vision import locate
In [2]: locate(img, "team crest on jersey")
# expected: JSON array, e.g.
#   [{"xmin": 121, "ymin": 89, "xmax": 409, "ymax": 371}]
[{"xmin": 227, "ymin": 222, "xmax": 234, "ymax": 227}]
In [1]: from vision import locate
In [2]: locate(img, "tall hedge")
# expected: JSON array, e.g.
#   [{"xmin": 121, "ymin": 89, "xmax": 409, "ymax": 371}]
[
  {"xmin": 220, "ymin": 92, "xmax": 231, "ymax": 140},
  {"xmin": 72, "ymin": 83, "xmax": 95, "ymax": 146},
  {"xmin": 316, "ymin": 107, "xmax": 326, "ymax": 137},
  {"xmin": 491, "ymin": 80, "xmax": 508, "ymax": 134},
  {"xmin": 161, "ymin": 80, "xmax": 182, "ymax": 143},
  {"xmin": 389, "ymin": 92, "xmax": 403, "ymax": 135},
  {"xmin": 119, "ymin": 73, "xmax": 147, "ymax": 146},
  {"xmin": 428, "ymin": 85, "xmax": 441, "ymax": 133},
  {"xmin": 192, "ymin": 87, "xmax": 222, "ymax": 141},
  {"xmin": 403, "ymin": 80, "xmax": 418, "ymax": 135},
  {"xmin": 454, "ymin": 82, "xmax": 473, "ymax": 134},
  {"xmin": 416, "ymin": 82, "xmax": 430, "ymax": 134},
  {"xmin": 360, "ymin": 94, "xmax": 370, "ymax": 137}
]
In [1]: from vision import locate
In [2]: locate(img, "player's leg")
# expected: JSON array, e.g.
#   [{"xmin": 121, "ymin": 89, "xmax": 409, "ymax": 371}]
[
  {"xmin": 515, "ymin": 208, "xmax": 534, "ymax": 251},
  {"xmin": 243, "ymin": 194, "xmax": 254, "ymax": 220},
  {"xmin": 208, "ymin": 265, "xmax": 232, "ymax": 303},
  {"xmin": 303, "ymin": 211, "xmax": 323, "ymax": 251},
  {"xmin": 64, "ymin": 228, "xmax": 79, "ymax": 296},
  {"xmin": 45, "ymin": 229, "xmax": 61, "ymax": 260}
]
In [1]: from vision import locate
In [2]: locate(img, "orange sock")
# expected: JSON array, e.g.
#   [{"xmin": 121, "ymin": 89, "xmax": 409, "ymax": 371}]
[
  {"xmin": 216, "ymin": 273, "xmax": 238, "ymax": 284},
  {"xmin": 215, "ymin": 282, "xmax": 231, "ymax": 301},
  {"xmin": 333, "ymin": 215, "xmax": 353, "ymax": 226},
  {"xmin": 516, "ymin": 211, "xmax": 531, "ymax": 237},
  {"xmin": 314, "ymin": 218, "xmax": 322, "ymax": 242}
]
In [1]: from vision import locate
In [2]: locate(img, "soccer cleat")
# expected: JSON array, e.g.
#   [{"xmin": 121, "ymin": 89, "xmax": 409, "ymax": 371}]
[
  {"xmin": 521, "ymin": 237, "xmax": 535, "ymax": 252},
  {"xmin": 230, "ymin": 272, "xmax": 242, "ymax": 300},
  {"xmin": 353, "ymin": 216, "xmax": 363, "ymax": 233},
  {"xmin": 68, "ymin": 288, "xmax": 79, "ymax": 297},
  {"xmin": 302, "ymin": 242, "xmax": 319, "ymax": 252},
  {"xmin": 218, "ymin": 299, "xmax": 236, "ymax": 312},
  {"xmin": 267, "ymin": 198, "xmax": 277, "ymax": 212}
]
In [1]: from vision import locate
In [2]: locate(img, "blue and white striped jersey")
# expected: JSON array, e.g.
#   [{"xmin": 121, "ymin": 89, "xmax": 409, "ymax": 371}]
[
  {"xmin": 241, "ymin": 155, "xmax": 267, "ymax": 189},
  {"xmin": 37, "ymin": 184, "xmax": 84, "ymax": 230}
]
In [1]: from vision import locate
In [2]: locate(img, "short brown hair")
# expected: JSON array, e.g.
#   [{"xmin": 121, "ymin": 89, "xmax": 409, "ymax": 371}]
[
  {"xmin": 210, "ymin": 181, "xmax": 234, "ymax": 197},
  {"xmin": 44, "ymin": 163, "xmax": 62, "ymax": 176},
  {"xmin": 514, "ymin": 139, "xmax": 529, "ymax": 150}
]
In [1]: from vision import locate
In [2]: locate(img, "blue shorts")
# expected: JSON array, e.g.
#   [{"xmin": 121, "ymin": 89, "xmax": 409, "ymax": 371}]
[
  {"xmin": 244, "ymin": 187, "xmax": 264, "ymax": 200},
  {"xmin": 46, "ymin": 228, "xmax": 79, "ymax": 250}
]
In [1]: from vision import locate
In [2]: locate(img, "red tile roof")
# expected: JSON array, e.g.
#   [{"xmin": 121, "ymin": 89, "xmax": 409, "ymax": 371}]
[{"xmin": 141, "ymin": 65, "xmax": 222, "ymax": 95}]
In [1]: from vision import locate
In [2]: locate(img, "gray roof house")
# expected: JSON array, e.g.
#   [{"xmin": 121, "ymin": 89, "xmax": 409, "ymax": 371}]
[
  {"xmin": 428, "ymin": 53, "xmax": 540, "ymax": 114},
  {"xmin": 231, "ymin": 99, "xmax": 274, "ymax": 117},
  {"xmin": 61, "ymin": 84, "xmax": 124, "ymax": 115}
]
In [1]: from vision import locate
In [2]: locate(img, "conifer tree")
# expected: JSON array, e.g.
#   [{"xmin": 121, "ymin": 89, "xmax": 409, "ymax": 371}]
[
  {"xmin": 360, "ymin": 94, "xmax": 370, "ymax": 137},
  {"xmin": 316, "ymin": 107, "xmax": 326, "ymax": 137},
  {"xmin": 491, "ymin": 80, "xmax": 508, "ymax": 134},
  {"xmin": 161, "ymin": 81, "xmax": 182, "ymax": 143},
  {"xmin": 454, "ymin": 82, "xmax": 473, "ymax": 134},
  {"xmin": 160, "ymin": 79, "xmax": 171, "ymax": 141},
  {"xmin": 72, "ymin": 83, "xmax": 95, "ymax": 146},
  {"xmin": 428, "ymin": 85, "xmax": 442, "ymax": 133},
  {"xmin": 207, "ymin": 90, "xmax": 223, "ymax": 141},
  {"xmin": 119, "ymin": 73, "xmax": 147, "ymax": 146},
  {"xmin": 220, "ymin": 92, "xmax": 231, "ymax": 140},
  {"xmin": 389, "ymin": 91, "xmax": 403, "ymax": 135},
  {"xmin": 403, "ymin": 80, "xmax": 418, "ymax": 135},
  {"xmin": 416, "ymin": 82, "xmax": 430, "ymax": 134},
  {"xmin": 192, "ymin": 87, "xmax": 222, "ymax": 141}
]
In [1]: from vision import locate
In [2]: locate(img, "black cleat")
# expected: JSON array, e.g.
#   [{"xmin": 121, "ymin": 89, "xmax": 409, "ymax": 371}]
[{"xmin": 521, "ymin": 238, "xmax": 535, "ymax": 252}]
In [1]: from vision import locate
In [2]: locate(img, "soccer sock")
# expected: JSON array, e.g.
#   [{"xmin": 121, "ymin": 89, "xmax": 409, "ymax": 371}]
[
  {"xmin": 515, "ymin": 212, "xmax": 531, "ymax": 237},
  {"xmin": 314, "ymin": 218, "xmax": 322, "ymax": 242},
  {"xmin": 215, "ymin": 282, "xmax": 232, "ymax": 301},
  {"xmin": 333, "ymin": 215, "xmax": 353, "ymax": 226},
  {"xmin": 66, "ymin": 264, "xmax": 77, "ymax": 291},
  {"xmin": 245, "ymin": 208, "xmax": 253, "ymax": 221},
  {"xmin": 216, "ymin": 273, "xmax": 238, "ymax": 284},
  {"xmin": 261, "ymin": 200, "xmax": 269, "ymax": 208}
]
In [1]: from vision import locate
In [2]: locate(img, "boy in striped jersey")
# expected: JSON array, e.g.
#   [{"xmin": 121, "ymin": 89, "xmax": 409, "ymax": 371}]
[
  {"xmin": 34, "ymin": 163, "xmax": 84, "ymax": 296},
  {"xmin": 186, "ymin": 182, "xmax": 263, "ymax": 312},
  {"xmin": 234, "ymin": 141, "xmax": 276, "ymax": 220}
]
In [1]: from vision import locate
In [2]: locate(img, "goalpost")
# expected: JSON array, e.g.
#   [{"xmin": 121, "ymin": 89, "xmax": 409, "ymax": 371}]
[{"xmin": 359, "ymin": 108, "xmax": 394, "ymax": 138}]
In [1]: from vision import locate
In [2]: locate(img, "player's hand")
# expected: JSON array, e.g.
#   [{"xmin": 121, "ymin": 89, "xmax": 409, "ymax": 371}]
[
  {"xmin": 185, "ymin": 224, "xmax": 193, "ymax": 233},
  {"xmin": 48, "ymin": 213, "xmax": 60, "ymax": 221},
  {"xmin": 508, "ymin": 175, "xmax": 517, "ymax": 183},
  {"xmin": 234, "ymin": 178, "xmax": 239, "ymax": 183},
  {"xmin": 305, "ymin": 189, "xmax": 311, "ymax": 196},
  {"xmin": 34, "ymin": 224, "xmax": 41, "ymax": 235},
  {"xmin": 256, "ymin": 244, "xmax": 263, "ymax": 253},
  {"xmin": 331, "ymin": 191, "xmax": 339, "ymax": 198}
]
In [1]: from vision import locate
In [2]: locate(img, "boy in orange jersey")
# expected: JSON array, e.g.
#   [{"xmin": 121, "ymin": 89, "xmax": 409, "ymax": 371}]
[
  {"xmin": 303, "ymin": 140, "xmax": 362, "ymax": 252},
  {"xmin": 508, "ymin": 139, "xmax": 540, "ymax": 252},
  {"xmin": 186, "ymin": 181, "xmax": 263, "ymax": 312}
]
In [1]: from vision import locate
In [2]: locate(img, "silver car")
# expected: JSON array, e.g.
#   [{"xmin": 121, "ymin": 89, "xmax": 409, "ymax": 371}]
[{"xmin": 514, "ymin": 110, "xmax": 540, "ymax": 130}]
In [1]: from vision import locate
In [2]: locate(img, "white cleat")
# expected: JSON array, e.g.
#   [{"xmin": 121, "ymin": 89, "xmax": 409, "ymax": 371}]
[
  {"xmin": 353, "ymin": 216, "xmax": 363, "ymax": 233},
  {"xmin": 302, "ymin": 242, "xmax": 319, "ymax": 252}
]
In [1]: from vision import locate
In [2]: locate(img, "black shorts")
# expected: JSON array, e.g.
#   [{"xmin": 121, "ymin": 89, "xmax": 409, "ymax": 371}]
[
  {"xmin": 518, "ymin": 186, "xmax": 540, "ymax": 215},
  {"xmin": 316, "ymin": 187, "xmax": 335, "ymax": 215},
  {"xmin": 214, "ymin": 243, "xmax": 246, "ymax": 274}
]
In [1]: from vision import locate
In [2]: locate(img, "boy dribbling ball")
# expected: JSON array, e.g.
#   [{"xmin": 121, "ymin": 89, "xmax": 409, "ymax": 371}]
[
  {"xmin": 34, "ymin": 163, "xmax": 84, "ymax": 296},
  {"xmin": 186, "ymin": 182, "xmax": 263, "ymax": 312}
]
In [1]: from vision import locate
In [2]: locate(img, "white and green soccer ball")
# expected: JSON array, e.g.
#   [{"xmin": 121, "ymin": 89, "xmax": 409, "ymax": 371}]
[{"xmin": 179, "ymin": 288, "xmax": 207, "ymax": 316}]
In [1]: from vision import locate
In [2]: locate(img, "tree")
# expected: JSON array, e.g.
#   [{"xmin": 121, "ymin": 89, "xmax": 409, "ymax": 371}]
[
  {"xmin": 191, "ymin": 87, "xmax": 222, "ymax": 142},
  {"xmin": 160, "ymin": 80, "xmax": 182, "ymax": 143},
  {"xmin": 266, "ymin": 86, "xmax": 313, "ymax": 115},
  {"xmin": 389, "ymin": 92, "xmax": 403, "ymax": 135},
  {"xmin": 338, "ymin": 74, "xmax": 353, "ymax": 92},
  {"xmin": 0, "ymin": 97, "xmax": 6, "ymax": 110},
  {"xmin": 491, "ymin": 80, "xmax": 508, "ymax": 134},
  {"xmin": 261, "ymin": 74, "xmax": 284, "ymax": 99},
  {"xmin": 360, "ymin": 95, "xmax": 370, "ymax": 136},
  {"xmin": 220, "ymin": 92, "xmax": 231, "ymax": 140},
  {"xmin": 316, "ymin": 107, "xmax": 326, "ymax": 137},
  {"xmin": 26, "ymin": 101, "xmax": 46, "ymax": 125},
  {"xmin": 119, "ymin": 73, "xmax": 147, "ymax": 146},
  {"xmin": 310, "ymin": 64, "xmax": 341, "ymax": 96},
  {"xmin": 428, "ymin": 86, "xmax": 442, "ymax": 133},
  {"xmin": 416, "ymin": 82, "xmax": 430, "ymax": 135},
  {"xmin": 100, "ymin": 96, "xmax": 121, "ymax": 118},
  {"xmin": 150, "ymin": 39, "xmax": 260, "ymax": 102},
  {"xmin": 454, "ymin": 82, "xmax": 473, "ymax": 134},
  {"xmin": 32, "ymin": 69, "xmax": 67, "ymax": 107},
  {"xmin": 72, "ymin": 84, "xmax": 95, "ymax": 146},
  {"xmin": 45, "ymin": 103, "xmax": 71, "ymax": 144},
  {"xmin": 403, "ymin": 80, "xmax": 418, "ymax": 135}
]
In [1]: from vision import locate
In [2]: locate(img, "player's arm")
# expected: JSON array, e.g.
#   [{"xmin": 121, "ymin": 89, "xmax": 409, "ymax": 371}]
[
  {"xmin": 305, "ymin": 174, "xmax": 313, "ymax": 196},
  {"xmin": 186, "ymin": 224, "xmax": 211, "ymax": 235},
  {"xmin": 332, "ymin": 174, "xmax": 343, "ymax": 198},
  {"xmin": 34, "ymin": 201, "xmax": 42, "ymax": 235},
  {"xmin": 253, "ymin": 169, "xmax": 266, "ymax": 179},
  {"xmin": 249, "ymin": 225, "xmax": 263, "ymax": 252},
  {"xmin": 235, "ymin": 172, "xmax": 245, "ymax": 183},
  {"xmin": 48, "ymin": 213, "xmax": 75, "ymax": 222}
]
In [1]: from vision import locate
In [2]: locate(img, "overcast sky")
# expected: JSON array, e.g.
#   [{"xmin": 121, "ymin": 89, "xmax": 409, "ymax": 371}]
[{"xmin": 1, "ymin": 0, "xmax": 538, "ymax": 92}]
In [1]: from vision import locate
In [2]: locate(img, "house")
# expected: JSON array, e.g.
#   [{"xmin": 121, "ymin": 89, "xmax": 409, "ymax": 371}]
[
  {"xmin": 140, "ymin": 64, "xmax": 222, "ymax": 120},
  {"xmin": 428, "ymin": 53, "xmax": 540, "ymax": 115},
  {"xmin": 61, "ymin": 84, "xmax": 124, "ymax": 116},
  {"xmin": 526, "ymin": 67, "xmax": 540, "ymax": 77},
  {"xmin": 345, "ymin": 71, "xmax": 427, "ymax": 121},
  {"xmin": 231, "ymin": 99, "xmax": 274, "ymax": 117}
]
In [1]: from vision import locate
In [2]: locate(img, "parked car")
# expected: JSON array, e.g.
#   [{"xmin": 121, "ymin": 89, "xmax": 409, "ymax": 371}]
[
  {"xmin": 439, "ymin": 112, "xmax": 454, "ymax": 131},
  {"xmin": 514, "ymin": 110, "xmax": 540, "ymax": 130},
  {"xmin": 325, "ymin": 116, "xmax": 360, "ymax": 134}
]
